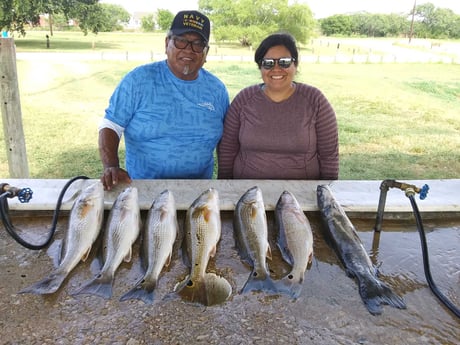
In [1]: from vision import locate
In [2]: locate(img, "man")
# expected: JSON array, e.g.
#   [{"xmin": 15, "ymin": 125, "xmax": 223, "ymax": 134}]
[{"xmin": 98, "ymin": 10, "xmax": 229, "ymax": 190}]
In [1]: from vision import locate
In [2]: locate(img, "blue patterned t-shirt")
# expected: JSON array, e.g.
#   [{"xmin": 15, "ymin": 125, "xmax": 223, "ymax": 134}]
[{"xmin": 104, "ymin": 60, "xmax": 229, "ymax": 179}]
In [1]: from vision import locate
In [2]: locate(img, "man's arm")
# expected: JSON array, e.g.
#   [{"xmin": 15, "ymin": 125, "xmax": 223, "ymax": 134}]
[{"xmin": 98, "ymin": 128, "xmax": 131, "ymax": 190}]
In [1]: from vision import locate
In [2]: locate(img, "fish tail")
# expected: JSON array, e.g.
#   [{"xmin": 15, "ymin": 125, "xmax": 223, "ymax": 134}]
[
  {"xmin": 275, "ymin": 275, "xmax": 304, "ymax": 299},
  {"xmin": 175, "ymin": 273, "xmax": 232, "ymax": 306},
  {"xmin": 119, "ymin": 278, "xmax": 157, "ymax": 304},
  {"xmin": 175, "ymin": 275, "xmax": 208, "ymax": 305},
  {"xmin": 240, "ymin": 270, "xmax": 278, "ymax": 295},
  {"xmin": 72, "ymin": 273, "xmax": 114, "ymax": 299},
  {"xmin": 19, "ymin": 273, "xmax": 67, "ymax": 295},
  {"xmin": 358, "ymin": 276, "xmax": 406, "ymax": 315}
]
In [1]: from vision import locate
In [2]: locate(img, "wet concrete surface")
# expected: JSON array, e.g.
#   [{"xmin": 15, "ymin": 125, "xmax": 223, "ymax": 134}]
[{"xmin": 0, "ymin": 211, "xmax": 459, "ymax": 345}]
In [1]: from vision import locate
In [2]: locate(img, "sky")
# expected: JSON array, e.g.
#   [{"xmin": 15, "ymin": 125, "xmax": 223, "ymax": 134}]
[{"xmin": 100, "ymin": 0, "xmax": 460, "ymax": 18}]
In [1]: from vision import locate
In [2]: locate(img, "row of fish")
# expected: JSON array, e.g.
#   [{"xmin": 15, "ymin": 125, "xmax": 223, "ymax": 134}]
[
  {"xmin": 19, "ymin": 183, "xmax": 313, "ymax": 306},
  {"xmin": 19, "ymin": 182, "xmax": 406, "ymax": 314}
]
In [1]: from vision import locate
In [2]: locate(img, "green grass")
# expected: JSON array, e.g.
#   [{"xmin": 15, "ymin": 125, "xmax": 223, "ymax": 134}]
[{"xmin": 1, "ymin": 31, "xmax": 460, "ymax": 180}]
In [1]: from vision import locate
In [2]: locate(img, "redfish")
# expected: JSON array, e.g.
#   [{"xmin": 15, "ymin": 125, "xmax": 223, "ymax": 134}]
[
  {"xmin": 19, "ymin": 181, "xmax": 105, "ymax": 295},
  {"xmin": 120, "ymin": 189, "xmax": 178, "ymax": 304},
  {"xmin": 234, "ymin": 186, "xmax": 277, "ymax": 294},
  {"xmin": 175, "ymin": 188, "xmax": 231, "ymax": 306},
  {"xmin": 275, "ymin": 190, "xmax": 313, "ymax": 298},
  {"xmin": 73, "ymin": 186, "xmax": 140, "ymax": 299}
]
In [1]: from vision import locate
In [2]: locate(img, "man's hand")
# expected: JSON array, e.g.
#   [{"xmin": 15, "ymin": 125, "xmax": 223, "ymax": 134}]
[{"xmin": 100, "ymin": 166, "xmax": 131, "ymax": 190}]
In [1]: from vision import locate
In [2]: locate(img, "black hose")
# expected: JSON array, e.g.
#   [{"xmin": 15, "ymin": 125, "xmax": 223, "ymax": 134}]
[
  {"xmin": 408, "ymin": 194, "xmax": 460, "ymax": 319},
  {"xmin": 0, "ymin": 176, "xmax": 90, "ymax": 250}
]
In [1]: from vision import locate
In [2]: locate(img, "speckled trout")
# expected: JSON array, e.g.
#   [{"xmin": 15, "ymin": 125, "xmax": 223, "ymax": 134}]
[
  {"xmin": 317, "ymin": 184, "xmax": 406, "ymax": 315},
  {"xmin": 73, "ymin": 186, "xmax": 140, "ymax": 299},
  {"xmin": 120, "ymin": 189, "xmax": 178, "ymax": 304},
  {"xmin": 175, "ymin": 188, "xmax": 231, "ymax": 306},
  {"xmin": 234, "ymin": 186, "xmax": 277, "ymax": 294},
  {"xmin": 19, "ymin": 181, "xmax": 105, "ymax": 295},
  {"xmin": 275, "ymin": 190, "xmax": 313, "ymax": 298}
]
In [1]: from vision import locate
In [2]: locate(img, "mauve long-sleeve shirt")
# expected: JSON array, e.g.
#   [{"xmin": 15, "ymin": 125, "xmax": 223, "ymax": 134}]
[{"xmin": 217, "ymin": 83, "xmax": 339, "ymax": 180}]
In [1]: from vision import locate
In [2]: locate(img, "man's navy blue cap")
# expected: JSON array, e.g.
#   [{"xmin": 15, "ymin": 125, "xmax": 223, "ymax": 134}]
[{"xmin": 170, "ymin": 10, "xmax": 210, "ymax": 42}]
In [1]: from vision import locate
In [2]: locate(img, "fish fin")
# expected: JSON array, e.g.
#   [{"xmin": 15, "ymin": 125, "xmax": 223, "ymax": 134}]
[
  {"xmin": 119, "ymin": 277, "xmax": 157, "ymax": 304},
  {"xmin": 90, "ymin": 255, "xmax": 103, "ymax": 274},
  {"xmin": 308, "ymin": 252, "xmax": 313, "ymax": 264},
  {"xmin": 46, "ymin": 240, "xmax": 62, "ymax": 268},
  {"xmin": 181, "ymin": 239, "xmax": 191, "ymax": 268},
  {"xmin": 345, "ymin": 268, "xmax": 356, "ymax": 279},
  {"xmin": 276, "ymin": 277, "xmax": 304, "ymax": 299},
  {"xmin": 276, "ymin": 242, "xmax": 294, "ymax": 266},
  {"xmin": 358, "ymin": 276, "xmax": 406, "ymax": 315},
  {"xmin": 174, "ymin": 275, "xmax": 208, "ymax": 305},
  {"xmin": 19, "ymin": 272, "xmax": 66, "ymax": 295},
  {"xmin": 165, "ymin": 253, "xmax": 172, "ymax": 267},
  {"xmin": 266, "ymin": 245, "xmax": 272, "ymax": 261},
  {"xmin": 203, "ymin": 208, "xmax": 211, "ymax": 222},
  {"xmin": 274, "ymin": 271, "xmax": 305, "ymax": 299},
  {"xmin": 123, "ymin": 247, "xmax": 132, "ymax": 263},
  {"xmin": 210, "ymin": 243, "xmax": 217, "ymax": 258},
  {"xmin": 240, "ymin": 269, "xmax": 278, "ymax": 295},
  {"xmin": 81, "ymin": 247, "xmax": 92, "ymax": 262},
  {"xmin": 72, "ymin": 272, "xmax": 114, "ymax": 299}
]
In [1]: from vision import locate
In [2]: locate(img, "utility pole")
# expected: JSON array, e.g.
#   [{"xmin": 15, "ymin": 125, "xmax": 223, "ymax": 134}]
[{"xmin": 409, "ymin": 0, "xmax": 417, "ymax": 43}]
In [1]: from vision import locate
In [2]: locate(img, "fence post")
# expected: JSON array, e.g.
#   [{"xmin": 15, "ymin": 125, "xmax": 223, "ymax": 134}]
[{"xmin": 0, "ymin": 37, "xmax": 29, "ymax": 178}]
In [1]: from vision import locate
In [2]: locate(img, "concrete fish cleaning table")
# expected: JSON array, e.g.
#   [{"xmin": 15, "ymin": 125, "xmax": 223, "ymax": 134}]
[
  {"xmin": 1, "ymin": 178, "xmax": 459, "ymax": 344},
  {"xmin": 4, "ymin": 178, "xmax": 460, "ymax": 215}
]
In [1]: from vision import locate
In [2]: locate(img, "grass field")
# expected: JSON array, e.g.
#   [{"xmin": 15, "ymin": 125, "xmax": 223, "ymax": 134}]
[{"xmin": 1, "ymin": 31, "xmax": 460, "ymax": 180}]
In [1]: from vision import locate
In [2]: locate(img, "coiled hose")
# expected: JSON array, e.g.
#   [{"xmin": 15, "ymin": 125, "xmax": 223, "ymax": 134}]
[{"xmin": 0, "ymin": 176, "xmax": 89, "ymax": 250}]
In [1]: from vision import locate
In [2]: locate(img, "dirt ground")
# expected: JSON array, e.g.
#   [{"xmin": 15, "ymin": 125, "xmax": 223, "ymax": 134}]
[{"xmin": 0, "ymin": 212, "xmax": 459, "ymax": 345}]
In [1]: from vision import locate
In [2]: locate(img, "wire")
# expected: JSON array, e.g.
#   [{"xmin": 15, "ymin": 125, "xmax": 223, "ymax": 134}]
[
  {"xmin": 0, "ymin": 176, "xmax": 90, "ymax": 250},
  {"xmin": 408, "ymin": 194, "xmax": 460, "ymax": 319}
]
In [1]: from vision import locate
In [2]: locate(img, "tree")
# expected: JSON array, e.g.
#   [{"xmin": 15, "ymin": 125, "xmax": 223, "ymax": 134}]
[
  {"xmin": 320, "ymin": 15, "xmax": 353, "ymax": 36},
  {"xmin": 157, "ymin": 9, "xmax": 174, "ymax": 31},
  {"xmin": 141, "ymin": 15, "xmax": 155, "ymax": 32},
  {"xmin": 97, "ymin": 3, "xmax": 130, "ymax": 32},
  {"xmin": 317, "ymin": 2, "xmax": 460, "ymax": 39},
  {"xmin": 0, "ymin": 0, "xmax": 102, "ymax": 36},
  {"xmin": 198, "ymin": 0, "xmax": 315, "ymax": 47},
  {"xmin": 277, "ymin": 3, "xmax": 315, "ymax": 44}
]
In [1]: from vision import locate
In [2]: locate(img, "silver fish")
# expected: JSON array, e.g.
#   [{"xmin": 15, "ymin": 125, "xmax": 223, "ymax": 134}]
[
  {"xmin": 275, "ymin": 190, "xmax": 314, "ymax": 298},
  {"xmin": 317, "ymin": 184, "xmax": 406, "ymax": 315},
  {"xmin": 19, "ymin": 181, "xmax": 105, "ymax": 295},
  {"xmin": 73, "ymin": 186, "xmax": 140, "ymax": 299},
  {"xmin": 175, "ymin": 188, "xmax": 232, "ymax": 306},
  {"xmin": 234, "ymin": 186, "xmax": 277, "ymax": 294},
  {"xmin": 120, "ymin": 189, "xmax": 178, "ymax": 304}
]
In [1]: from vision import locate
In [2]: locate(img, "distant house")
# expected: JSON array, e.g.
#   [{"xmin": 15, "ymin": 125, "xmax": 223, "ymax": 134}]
[{"xmin": 125, "ymin": 12, "xmax": 154, "ymax": 30}]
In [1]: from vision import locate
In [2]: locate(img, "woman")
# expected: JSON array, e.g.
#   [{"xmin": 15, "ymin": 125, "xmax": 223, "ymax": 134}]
[{"xmin": 217, "ymin": 33, "xmax": 339, "ymax": 180}]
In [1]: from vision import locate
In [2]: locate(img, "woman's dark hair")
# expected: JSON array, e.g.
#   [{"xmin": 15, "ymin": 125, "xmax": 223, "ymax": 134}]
[{"xmin": 254, "ymin": 32, "xmax": 299, "ymax": 68}]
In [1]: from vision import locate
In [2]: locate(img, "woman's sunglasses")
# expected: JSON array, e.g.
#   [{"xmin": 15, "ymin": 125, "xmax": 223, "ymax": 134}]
[{"xmin": 260, "ymin": 57, "xmax": 296, "ymax": 70}]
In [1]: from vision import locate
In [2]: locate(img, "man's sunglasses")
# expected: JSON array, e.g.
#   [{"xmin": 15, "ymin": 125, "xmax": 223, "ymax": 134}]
[
  {"xmin": 170, "ymin": 36, "xmax": 207, "ymax": 53},
  {"xmin": 260, "ymin": 57, "xmax": 296, "ymax": 70}
]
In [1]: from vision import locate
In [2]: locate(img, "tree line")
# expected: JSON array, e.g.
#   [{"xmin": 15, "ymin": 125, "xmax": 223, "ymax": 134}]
[
  {"xmin": 320, "ymin": 2, "xmax": 460, "ymax": 39},
  {"xmin": 0, "ymin": 0, "xmax": 130, "ymax": 35},
  {"xmin": 1, "ymin": 0, "xmax": 459, "ymax": 43}
]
